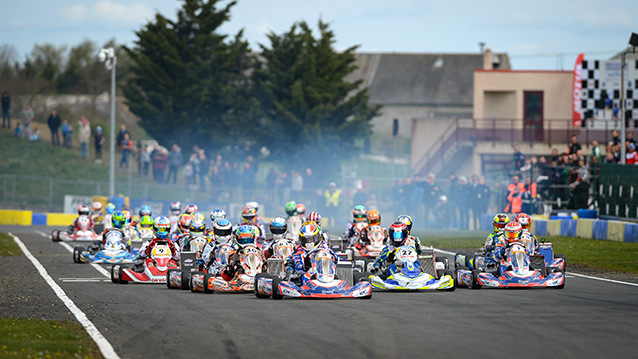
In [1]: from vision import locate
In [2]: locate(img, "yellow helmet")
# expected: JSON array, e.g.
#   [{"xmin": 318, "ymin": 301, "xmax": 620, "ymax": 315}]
[{"xmin": 493, "ymin": 213, "xmax": 510, "ymax": 232}]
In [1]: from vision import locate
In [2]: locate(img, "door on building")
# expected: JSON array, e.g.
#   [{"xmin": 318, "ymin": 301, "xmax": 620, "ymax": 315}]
[{"xmin": 523, "ymin": 91, "xmax": 543, "ymax": 141}]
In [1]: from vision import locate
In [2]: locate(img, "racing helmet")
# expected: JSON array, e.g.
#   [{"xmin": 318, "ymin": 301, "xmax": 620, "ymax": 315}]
[
  {"xmin": 111, "ymin": 211, "xmax": 126, "ymax": 229},
  {"xmin": 184, "ymin": 204, "xmax": 198, "ymax": 215},
  {"xmin": 306, "ymin": 212, "xmax": 322, "ymax": 227},
  {"xmin": 139, "ymin": 215, "xmax": 154, "ymax": 229},
  {"xmin": 246, "ymin": 201, "xmax": 259, "ymax": 213},
  {"xmin": 504, "ymin": 221, "xmax": 522, "ymax": 244},
  {"xmin": 366, "ymin": 210, "xmax": 381, "ymax": 226},
  {"xmin": 388, "ymin": 221, "xmax": 408, "ymax": 247},
  {"xmin": 170, "ymin": 201, "xmax": 181, "ymax": 216},
  {"xmin": 235, "ymin": 225, "xmax": 257, "ymax": 247},
  {"xmin": 298, "ymin": 223, "xmax": 322, "ymax": 252},
  {"xmin": 296, "ymin": 204, "xmax": 306, "ymax": 216},
  {"xmin": 189, "ymin": 217, "xmax": 206, "ymax": 235},
  {"xmin": 515, "ymin": 213, "xmax": 531, "ymax": 231},
  {"xmin": 353, "ymin": 205, "xmax": 367, "ymax": 223},
  {"xmin": 242, "ymin": 206, "xmax": 257, "ymax": 223},
  {"xmin": 493, "ymin": 213, "xmax": 510, "ymax": 232},
  {"xmin": 178, "ymin": 214, "xmax": 193, "ymax": 234},
  {"xmin": 285, "ymin": 201, "xmax": 297, "ymax": 216},
  {"xmin": 192, "ymin": 211, "xmax": 206, "ymax": 224},
  {"xmin": 78, "ymin": 205, "xmax": 90, "ymax": 216},
  {"xmin": 210, "ymin": 208, "xmax": 226, "ymax": 222},
  {"xmin": 122, "ymin": 210, "xmax": 132, "ymax": 226},
  {"xmin": 213, "ymin": 219, "xmax": 233, "ymax": 244},
  {"xmin": 153, "ymin": 216, "xmax": 171, "ymax": 239},
  {"xmin": 92, "ymin": 201, "xmax": 102, "ymax": 213},
  {"xmin": 269, "ymin": 217, "xmax": 287, "ymax": 236},
  {"xmin": 139, "ymin": 205, "xmax": 152, "ymax": 217},
  {"xmin": 396, "ymin": 215, "xmax": 413, "ymax": 234},
  {"xmin": 105, "ymin": 203, "xmax": 116, "ymax": 215}
]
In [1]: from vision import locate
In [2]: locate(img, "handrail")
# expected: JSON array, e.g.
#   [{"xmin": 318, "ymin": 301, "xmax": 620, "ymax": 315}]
[{"xmin": 411, "ymin": 118, "xmax": 459, "ymax": 175}]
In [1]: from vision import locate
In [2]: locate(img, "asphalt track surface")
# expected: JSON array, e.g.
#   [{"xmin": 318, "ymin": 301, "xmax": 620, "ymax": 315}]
[{"xmin": 3, "ymin": 226, "xmax": 638, "ymax": 359}]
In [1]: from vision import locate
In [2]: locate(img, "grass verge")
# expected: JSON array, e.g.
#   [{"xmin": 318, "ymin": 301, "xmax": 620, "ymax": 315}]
[
  {"xmin": 0, "ymin": 318, "xmax": 101, "ymax": 358},
  {"xmin": 0, "ymin": 233, "xmax": 21, "ymax": 256},
  {"xmin": 413, "ymin": 230, "xmax": 638, "ymax": 274}
]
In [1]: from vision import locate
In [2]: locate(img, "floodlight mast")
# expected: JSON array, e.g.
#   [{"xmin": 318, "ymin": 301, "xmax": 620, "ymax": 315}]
[{"xmin": 99, "ymin": 47, "xmax": 117, "ymax": 197}]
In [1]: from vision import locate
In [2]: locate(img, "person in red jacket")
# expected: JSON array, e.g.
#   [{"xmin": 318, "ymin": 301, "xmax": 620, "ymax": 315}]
[{"xmin": 626, "ymin": 143, "xmax": 638, "ymax": 165}]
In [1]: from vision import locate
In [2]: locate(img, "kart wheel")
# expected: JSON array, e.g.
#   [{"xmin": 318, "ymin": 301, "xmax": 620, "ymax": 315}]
[
  {"xmin": 51, "ymin": 230, "xmax": 60, "ymax": 242},
  {"xmin": 203, "ymin": 273, "xmax": 214, "ymax": 294},
  {"xmin": 254, "ymin": 273, "xmax": 271, "ymax": 299},
  {"xmin": 111, "ymin": 265, "xmax": 119, "ymax": 284},
  {"xmin": 166, "ymin": 269, "xmax": 180, "ymax": 289},
  {"xmin": 443, "ymin": 270, "xmax": 456, "ymax": 291},
  {"xmin": 271, "ymin": 277, "xmax": 283, "ymax": 300},
  {"xmin": 73, "ymin": 247, "xmax": 83, "ymax": 263},
  {"xmin": 353, "ymin": 271, "xmax": 371, "ymax": 283},
  {"xmin": 181, "ymin": 270, "xmax": 191, "ymax": 290},
  {"xmin": 190, "ymin": 271, "xmax": 205, "ymax": 292},
  {"xmin": 471, "ymin": 269, "xmax": 482, "ymax": 290},
  {"xmin": 118, "ymin": 265, "xmax": 129, "ymax": 284}
]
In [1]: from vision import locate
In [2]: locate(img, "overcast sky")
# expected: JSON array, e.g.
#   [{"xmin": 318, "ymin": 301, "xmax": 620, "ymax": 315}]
[{"xmin": 1, "ymin": 0, "xmax": 636, "ymax": 70}]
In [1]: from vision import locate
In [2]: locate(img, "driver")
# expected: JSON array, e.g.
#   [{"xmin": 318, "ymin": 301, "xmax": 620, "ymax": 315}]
[
  {"xmin": 396, "ymin": 215, "xmax": 422, "ymax": 254},
  {"xmin": 220, "ymin": 225, "xmax": 260, "ymax": 280},
  {"xmin": 485, "ymin": 213, "xmax": 510, "ymax": 257},
  {"xmin": 168, "ymin": 201, "xmax": 181, "ymax": 232},
  {"xmin": 344, "ymin": 205, "xmax": 367, "ymax": 244},
  {"xmin": 90, "ymin": 202, "xmax": 103, "ymax": 224},
  {"xmin": 171, "ymin": 213, "xmax": 193, "ymax": 247},
  {"xmin": 372, "ymin": 221, "xmax": 414, "ymax": 278},
  {"xmin": 494, "ymin": 221, "xmax": 523, "ymax": 261},
  {"xmin": 103, "ymin": 203, "xmax": 116, "ymax": 230},
  {"xmin": 181, "ymin": 216, "xmax": 206, "ymax": 252},
  {"xmin": 356, "ymin": 210, "xmax": 388, "ymax": 249},
  {"xmin": 284, "ymin": 223, "xmax": 337, "ymax": 281},
  {"xmin": 237, "ymin": 206, "xmax": 265, "ymax": 240},
  {"xmin": 201, "ymin": 218, "xmax": 235, "ymax": 274},
  {"xmin": 71, "ymin": 205, "xmax": 95, "ymax": 232},
  {"xmin": 138, "ymin": 216, "xmax": 180, "ymax": 262},
  {"xmin": 263, "ymin": 217, "xmax": 287, "ymax": 259},
  {"xmin": 515, "ymin": 213, "xmax": 538, "ymax": 254},
  {"xmin": 101, "ymin": 211, "xmax": 130, "ymax": 251}
]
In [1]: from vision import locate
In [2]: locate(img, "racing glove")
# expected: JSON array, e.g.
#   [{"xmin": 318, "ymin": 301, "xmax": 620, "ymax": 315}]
[{"xmin": 370, "ymin": 263, "xmax": 382, "ymax": 275}]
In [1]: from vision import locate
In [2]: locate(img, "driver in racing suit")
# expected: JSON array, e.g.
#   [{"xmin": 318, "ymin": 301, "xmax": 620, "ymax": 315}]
[
  {"xmin": 220, "ymin": 225, "xmax": 261, "ymax": 280},
  {"xmin": 396, "ymin": 215, "xmax": 422, "ymax": 254},
  {"xmin": 485, "ymin": 213, "xmax": 510, "ymax": 257},
  {"xmin": 515, "ymin": 213, "xmax": 539, "ymax": 254},
  {"xmin": 284, "ymin": 223, "xmax": 337, "ymax": 283},
  {"xmin": 344, "ymin": 205, "xmax": 367, "ymax": 245},
  {"xmin": 371, "ymin": 221, "xmax": 413, "ymax": 279},
  {"xmin": 181, "ymin": 216, "xmax": 206, "ymax": 252},
  {"xmin": 201, "ymin": 219, "xmax": 235, "ymax": 274},
  {"xmin": 168, "ymin": 201, "xmax": 181, "ymax": 232},
  {"xmin": 235, "ymin": 206, "xmax": 265, "ymax": 241},
  {"xmin": 355, "ymin": 210, "xmax": 388, "ymax": 250},
  {"xmin": 171, "ymin": 213, "xmax": 193, "ymax": 248},
  {"xmin": 263, "ymin": 217, "xmax": 287, "ymax": 259},
  {"xmin": 493, "ymin": 222, "xmax": 523, "ymax": 262},
  {"xmin": 138, "ymin": 216, "xmax": 180, "ymax": 262},
  {"xmin": 100, "ymin": 211, "xmax": 130, "ymax": 251},
  {"xmin": 70, "ymin": 205, "xmax": 95, "ymax": 232}
]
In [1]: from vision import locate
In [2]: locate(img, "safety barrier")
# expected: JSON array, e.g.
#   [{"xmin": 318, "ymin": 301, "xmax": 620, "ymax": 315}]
[
  {"xmin": 576, "ymin": 219, "xmax": 594, "ymax": 238},
  {"xmin": 0, "ymin": 209, "xmax": 33, "ymax": 225}
]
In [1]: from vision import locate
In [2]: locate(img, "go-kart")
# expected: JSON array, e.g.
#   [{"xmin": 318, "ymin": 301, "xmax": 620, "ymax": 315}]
[
  {"xmin": 51, "ymin": 216, "xmax": 99, "ymax": 242},
  {"xmin": 111, "ymin": 241, "xmax": 178, "ymax": 284},
  {"xmin": 166, "ymin": 235, "xmax": 208, "ymax": 290},
  {"xmin": 456, "ymin": 241, "xmax": 565, "ymax": 289},
  {"xmin": 368, "ymin": 245, "xmax": 455, "ymax": 291},
  {"xmin": 190, "ymin": 244, "xmax": 263, "ymax": 293},
  {"xmin": 73, "ymin": 230, "xmax": 137, "ymax": 264},
  {"xmin": 254, "ymin": 248, "xmax": 373, "ymax": 299},
  {"xmin": 265, "ymin": 238, "xmax": 295, "ymax": 278}
]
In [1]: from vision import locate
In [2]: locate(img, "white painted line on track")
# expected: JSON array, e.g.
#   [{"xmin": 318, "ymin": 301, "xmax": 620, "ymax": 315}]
[
  {"xmin": 433, "ymin": 247, "xmax": 638, "ymax": 288},
  {"xmin": 9, "ymin": 233, "xmax": 121, "ymax": 359}
]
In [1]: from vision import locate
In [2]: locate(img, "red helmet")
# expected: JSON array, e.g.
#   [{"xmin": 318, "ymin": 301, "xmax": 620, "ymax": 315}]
[
  {"xmin": 515, "ymin": 213, "xmax": 531, "ymax": 231},
  {"xmin": 184, "ymin": 204, "xmax": 198, "ymax": 215},
  {"xmin": 178, "ymin": 214, "xmax": 193, "ymax": 234},
  {"xmin": 78, "ymin": 205, "xmax": 90, "ymax": 216},
  {"xmin": 242, "ymin": 206, "xmax": 257, "ymax": 223},
  {"xmin": 504, "ymin": 222, "xmax": 522, "ymax": 244},
  {"xmin": 388, "ymin": 221, "xmax": 408, "ymax": 247},
  {"xmin": 296, "ymin": 204, "xmax": 306, "ymax": 215}
]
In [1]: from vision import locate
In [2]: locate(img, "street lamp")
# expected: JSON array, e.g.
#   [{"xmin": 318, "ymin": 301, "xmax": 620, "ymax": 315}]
[
  {"xmin": 620, "ymin": 33, "xmax": 638, "ymax": 164},
  {"xmin": 99, "ymin": 47, "xmax": 116, "ymax": 197}
]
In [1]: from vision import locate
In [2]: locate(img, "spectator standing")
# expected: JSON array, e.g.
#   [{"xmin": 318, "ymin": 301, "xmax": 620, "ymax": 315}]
[
  {"xmin": 21, "ymin": 104, "xmax": 34, "ymax": 139},
  {"xmin": 447, "ymin": 173, "xmax": 460, "ymax": 228},
  {"xmin": 1, "ymin": 91, "xmax": 10, "ymax": 129},
  {"xmin": 568, "ymin": 135, "xmax": 581, "ymax": 157},
  {"xmin": 47, "ymin": 109, "xmax": 61, "ymax": 145},
  {"xmin": 199, "ymin": 149, "xmax": 208, "ymax": 190},
  {"xmin": 592, "ymin": 140, "xmax": 602, "ymax": 164},
  {"xmin": 166, "ymin": 144, "xmax": 183, "ymax": 184},
  {"xmin": 521, "ymin": 177, "xmax": 537, "ymax": 214},
  {"xmin": 116, "ymin": 124, "xmax": 129, "ymax": 148},
  {"xmin": 457, "ymin": 176, "xmax": 470, "ymax": 229},
  {"xmin": 153, "ymin": 148, "xmax": 168, "ymax": 182},
  {"xmin": 513, "ymin": 145, "xmax": 525, "ymax": 172},
  {"xmin": 627, "ymin": 144, "xmax": 638, "ymax": 165},
  {"xmin": 139, "ymin": 145, "xmax": 151, "ymax": 176},
  {"xmin": 627, "ymin": 131, "xmax": 636, "ymax": 146},
  {"xmin": 474, "ymin": 176, "xmax": 490, "ymax": 227},
  {"xmin": 78, "ymin": 116, "xmax": 91, "ymax": 159},
  {"xmin": 433, "ymin": 195, "xmax": 452, "ymax": 229},
  {"xmin": 611, "ymin": 129, "xmax": 621, "ymax": 146},
  {"xmin": 505, "ymin": 175, "xmax": 525, "ymax": 213},
  {"xmin": 61, "ymin": 120, "xmax": 72, "ymax": 147},
  {"xmin": 119, "ymin": 133, "xmax": 133, "ymax": 168},
  {"xmin": 94, "ymin": 126, "xmax": 105, "ymax": 163}
]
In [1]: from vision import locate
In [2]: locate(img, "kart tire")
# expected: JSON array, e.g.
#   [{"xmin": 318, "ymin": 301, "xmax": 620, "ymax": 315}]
[
  {"xmin": 51, "ymin": 230, "xmax": 60, "ymax": 242},
  {"xmin": 353, "ymin": 271, "xmax": 371, "ymax": 283},
  {"xmin": 254, "ymin": 273, "xmax": 271, "ymax": 299},
  {"xmin": 271, "ymin": 277, "xmax": 283, "ymax": 300},
  {"xmin": 190, "ymin": 271, "xmax": 205, "ymax": 292},
  {"xmin": 471, "ymin": 269, "xmax": 482, "ymax": 290},
  {"xmin": 111, "ymin": 265, "xmax": 119, "ymax": 284},
  {"xmin": 73, "ymin": 247, "xmax": 84, "ymax": 263},
  {"xmin": 181, "ymin": 270, "xmax": 191, "ymax": 290},
  {"xmin": 443, "ymin": 270, "xmax": 456, "ymax": 291},
  {"xmin": 166, "ymin": 269, "xmax": 180, "ymax": 289},
  {"xmin": 203, "ymin": 273, "xmax": 214, "ymax": 294},
  {"xmin": 118, "ymin": 265, "xmax": 129, "ymax": 284},
  {"xmin": 547, "ymin": 267, "xmax": 566, "ymax": 289}
]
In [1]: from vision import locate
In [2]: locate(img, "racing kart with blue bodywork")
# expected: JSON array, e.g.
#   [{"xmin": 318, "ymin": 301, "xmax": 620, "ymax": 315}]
[{"xmin": 73, "ymin": 230, "xmax": 137, "ymax": 264}]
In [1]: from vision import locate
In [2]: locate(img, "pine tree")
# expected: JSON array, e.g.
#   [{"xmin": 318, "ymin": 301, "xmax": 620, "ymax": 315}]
[
  {"xmin": 255, "ymin": 20, "xmax": 380, "ymax": 171},
  {"xmin": 123, "ymin": 0, "xmax": 255, "ymax": 152}
]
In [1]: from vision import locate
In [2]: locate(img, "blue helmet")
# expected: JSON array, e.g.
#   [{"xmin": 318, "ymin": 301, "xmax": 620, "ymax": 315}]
[
  {"xmin": 139, "ymin": 205, "xmax": 152, "ymax": 217},
  {"xmin": 153, "ymin": 216, "xmax": 171, "ymax": 239},
  {"xmin": 210, "ymin": 208, "xmax": 227, "ymax": 222},
  {"xmin": 235, "ymin": 225, "xmax": 257, "ymax": 247},
  {"xmin": 106, "ymin": 203, "xmax": 116, "ymax": 215},
  {"xmin": 111, "ymin": 211, "xmax": 126, "ymax": 229},
  {"xmin": 269, "ymin": 217, "xmax": 287, "ymax": 236}
]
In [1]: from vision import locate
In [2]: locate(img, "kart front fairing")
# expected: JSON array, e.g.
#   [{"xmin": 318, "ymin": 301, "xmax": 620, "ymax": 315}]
[
  {"xmin": 370, "ymin": 262, "xmax": 454, "ymax": 290},
  {"xmin": 82, "ymin": 249, "xmax": 137, "ymax": 264}
]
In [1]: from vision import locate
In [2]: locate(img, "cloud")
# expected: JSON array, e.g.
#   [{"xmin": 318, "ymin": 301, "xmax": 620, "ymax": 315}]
[
  {"xmin": 60, "ymin": 4, "xmax": 90, "ymax": 23},
  {"xmin": 93, "ymin": 0, "xmax": 154, "ymax": 25}
]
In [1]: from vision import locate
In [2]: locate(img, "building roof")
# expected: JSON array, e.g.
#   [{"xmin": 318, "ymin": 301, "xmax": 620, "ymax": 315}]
[{"xmin": 347, "ymin": 52, "xmax": 510, "ymax": 106}]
